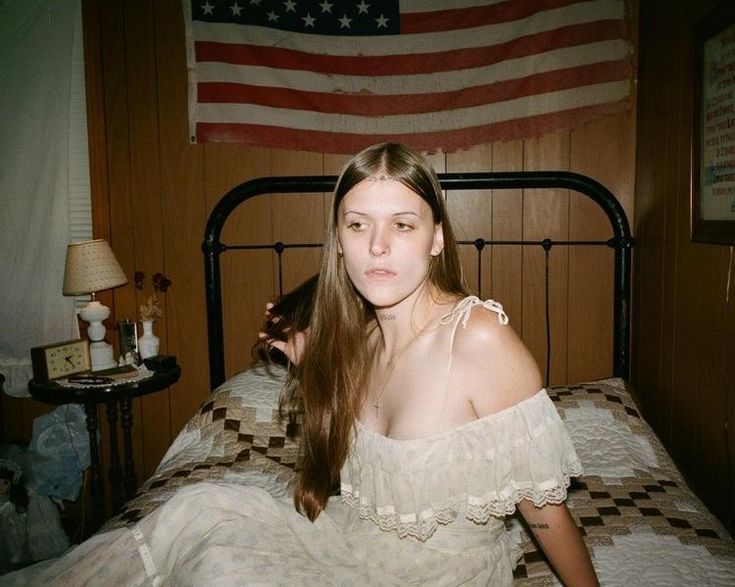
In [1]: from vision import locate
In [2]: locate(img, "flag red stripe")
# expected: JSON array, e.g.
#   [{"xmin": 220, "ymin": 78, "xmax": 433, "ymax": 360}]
[
  {"xmin": 194, "ymin": 20, "xmax": 625, "ymax": 77},
  {"xmin": 195, "ymin": 102, "xmax": 630, "ymax": 154},
  {"xmin": 400, "ymin": 0, "xmax": 590, "ymax": 34},
  {"xmin": 197, "ymin": 60, "xmax": 631, "ymax": 116}
]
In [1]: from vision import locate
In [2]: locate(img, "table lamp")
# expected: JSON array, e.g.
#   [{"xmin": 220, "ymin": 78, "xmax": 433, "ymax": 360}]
[{"xmin": 63, "ymin": 239, "xmax": 128, "ymax": 371}]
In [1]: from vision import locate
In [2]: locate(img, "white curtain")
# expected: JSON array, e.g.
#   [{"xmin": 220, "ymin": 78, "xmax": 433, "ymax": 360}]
[{"xmin": 0, "ymin": 0, "xmax": 83, "ymax": 397}]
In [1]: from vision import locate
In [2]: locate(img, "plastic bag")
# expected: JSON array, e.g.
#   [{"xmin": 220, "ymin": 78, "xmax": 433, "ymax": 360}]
[
  {"xmin": 0, "ymin": 488, "xmax": 70, "ymax": 573},
  {"xmin": 26, "ymin": 488, "xmax": 70, "ymax": 560},
  {"xmin": 27, "ymin": 404, "xmax": 91, "ymax": 501}
]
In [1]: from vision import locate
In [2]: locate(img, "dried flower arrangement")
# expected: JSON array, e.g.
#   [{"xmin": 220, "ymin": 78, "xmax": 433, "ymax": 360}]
[
  {"xmin": 135, "ymin": 271, "xmax": 171, "ymax": 322},
  {"xmin": 139, "ymin": 294, "xmax": 162, "ymax": 322}
]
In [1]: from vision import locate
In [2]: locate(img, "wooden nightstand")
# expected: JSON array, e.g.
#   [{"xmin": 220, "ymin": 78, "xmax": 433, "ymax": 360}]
[{"xmin": 28, "ymin": 364, "xmax": 181, "ymax": 531}]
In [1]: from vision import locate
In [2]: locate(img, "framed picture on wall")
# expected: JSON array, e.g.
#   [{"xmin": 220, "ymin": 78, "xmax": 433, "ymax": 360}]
[{"xmin": 691, "ymin": 2, "xmax": 735, "ymax": 244}]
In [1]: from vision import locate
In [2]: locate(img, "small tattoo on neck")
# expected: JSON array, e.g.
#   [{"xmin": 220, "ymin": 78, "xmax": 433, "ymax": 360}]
[{"xmin": 378, "ymin": 313, "xmax": 397, "ymax": 321}]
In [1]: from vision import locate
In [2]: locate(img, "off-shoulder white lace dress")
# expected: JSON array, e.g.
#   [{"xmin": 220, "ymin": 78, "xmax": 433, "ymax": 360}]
[{"xmin": 1, "ymin": 298, "xmax": 582, "ymax": 587}]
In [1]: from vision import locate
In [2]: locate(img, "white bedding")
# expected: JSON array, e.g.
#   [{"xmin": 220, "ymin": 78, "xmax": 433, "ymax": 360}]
[{"xmin": 70, "ymin": 373, "xmax": 735, "ymax": 585}]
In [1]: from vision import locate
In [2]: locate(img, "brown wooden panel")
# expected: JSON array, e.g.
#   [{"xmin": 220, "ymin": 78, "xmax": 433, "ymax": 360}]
[
  {"xmin": 123, "ymin": 0, "xmax": 172, "ymax": 486},
  {"xmin": 725, "ymin": 267, "xmax": 735, "ymax": 529},
  {"xmin": 153, "ymin": 0, "xmax": 208, "ymax": 470},
  {"xmin": 654, "ymin": 14, "xmax": 684, "ymax": 447},
  {"xmin": 523, "ymin": 132, "xmax": 571, "ymax": 385},
  {"xmin": 0, "ymin": 395, "xmax": 27, "ymax": 444},
  {"xmin": 632, "ymin": 0, "xmax": 734, "ymax": 532},
  {"xmin": 490, "ymin": 141, "xmax": 524, "ymax": 331},
  {"xmin": 670, "ymin": 246, "xmax": 729, "ymax": 515},
  {"xmin": 324, "ymin": 154, "xmax": 351, "ymax": 176},
  {"xmin": 445, "ymin": 144, "xmax": 494, "ymax": 298},
  {"xmin": 97, "ymin": 0, "xmax": 133, "ymax": 503},
  {"xmin": 271, "ymin": 150, "xmax": 326, "ymax": 294},
  {"xmin": 568, "ymin": 114, "xmax": 636, "ymax": 381},
  {"xmin": 100, "ymin": 0, "xmax": 136, "ymax": 321},
  {"xmin": 205, "ymin": 146, "xmax": 275, "ymax": 378},
  {"xmin": 0, "ymin": 397, "xmax": 53, "ymax": 446}
]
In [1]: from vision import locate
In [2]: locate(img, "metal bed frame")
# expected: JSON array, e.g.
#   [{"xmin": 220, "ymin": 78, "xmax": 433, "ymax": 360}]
[{"xmin": 203, "ymin": 171, "xmax": 633, "ymax": 390}]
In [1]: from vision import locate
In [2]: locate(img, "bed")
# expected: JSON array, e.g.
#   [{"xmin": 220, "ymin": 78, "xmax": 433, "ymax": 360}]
[{"xmin": 100, "ymin": 171, "xmax": 735, "ymax": 585}]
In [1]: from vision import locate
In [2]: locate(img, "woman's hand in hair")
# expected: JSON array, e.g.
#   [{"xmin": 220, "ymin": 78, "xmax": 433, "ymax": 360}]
[{"xmin": 259, "ymin": 303, "xmax": 309, "ymax": 364}]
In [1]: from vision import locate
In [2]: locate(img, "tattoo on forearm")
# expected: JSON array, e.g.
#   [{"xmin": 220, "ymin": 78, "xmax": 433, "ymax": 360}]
[{"xmin": 528, "ymin": 523, "xmax": 550, "ymax": 530}]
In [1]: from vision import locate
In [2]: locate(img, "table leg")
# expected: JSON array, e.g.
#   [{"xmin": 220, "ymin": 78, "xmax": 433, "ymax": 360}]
[
  {"xmin": 105, "ymin": 400, "xmax": 124, "ymax": 512},
  {"xmin": 120, "ymin": 397, "xmax": 137, "ymax": 498},
  {"xmin": 83, "ymin": 402, "xmax": 105, "ymax": 530}
]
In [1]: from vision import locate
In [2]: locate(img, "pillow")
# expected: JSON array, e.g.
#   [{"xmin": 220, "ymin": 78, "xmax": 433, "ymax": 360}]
[{"xmin": 103, "ymin": 362, "xmax": 300, "ymax": 531}]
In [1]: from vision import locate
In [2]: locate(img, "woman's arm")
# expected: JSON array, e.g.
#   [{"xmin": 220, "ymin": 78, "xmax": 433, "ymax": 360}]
[
  {"xmin": 453, "ymin": 305, "xmax": 597, "ymax": 584},
  {"xmin": 517, "ymin": 500, "xmax": 599, "ymax": 587}
]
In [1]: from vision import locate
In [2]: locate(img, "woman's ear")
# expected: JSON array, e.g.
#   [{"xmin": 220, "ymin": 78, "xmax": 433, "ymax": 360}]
[
  {"xmin": 431, "ymin": 224, "xmax": 444, "ymax": 257},
  {"xmin": 336, "ymin": 239, "xmax": 343, "ymax": 256}
]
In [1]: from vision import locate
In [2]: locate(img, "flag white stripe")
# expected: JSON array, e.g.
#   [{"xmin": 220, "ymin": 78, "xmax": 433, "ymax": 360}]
[
  {"xmin": 196, "ymin": 80, "xmax": 631, "ymax": 134},
  {"xmin": 400, "ymin": 0, "xmax": 509, "ymax": 13},
  {"xmin": 192, "ymin": 0, "xmax": 624, "ymax": 57},
  {"xmin": 196, "ymin": 40, "xmax": 629, "ymax": 96}
]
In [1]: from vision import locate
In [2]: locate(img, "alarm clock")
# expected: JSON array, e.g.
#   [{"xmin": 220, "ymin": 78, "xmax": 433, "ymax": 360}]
[{"xmin": 31, "ymin": 339, "xmax": 92, "ymax": 382}]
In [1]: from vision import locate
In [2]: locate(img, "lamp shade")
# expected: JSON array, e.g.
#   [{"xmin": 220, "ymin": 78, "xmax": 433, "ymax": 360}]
[{"xmin": 62, "ymin": 239, "xmax": 127, "ymax": 296}]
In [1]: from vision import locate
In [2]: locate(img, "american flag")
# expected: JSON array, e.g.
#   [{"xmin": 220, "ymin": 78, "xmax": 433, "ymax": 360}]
[{"xmin": 183, "ymin": 0, "xmax": 633, "ymax": 153}]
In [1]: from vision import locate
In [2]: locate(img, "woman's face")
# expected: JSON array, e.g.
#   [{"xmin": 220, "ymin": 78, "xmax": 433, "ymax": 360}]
[{"xmin": 336, "ymin": 177, "xmax": 443, "ymax": 310}]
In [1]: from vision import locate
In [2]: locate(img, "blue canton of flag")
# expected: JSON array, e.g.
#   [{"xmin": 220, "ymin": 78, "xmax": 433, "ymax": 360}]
[{"xmin": 191, "ymin": 0, "xmax": 400, "ymax": 36}]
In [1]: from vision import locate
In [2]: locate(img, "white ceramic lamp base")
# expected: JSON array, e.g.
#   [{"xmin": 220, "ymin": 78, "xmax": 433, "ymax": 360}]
[
  {"xmin": 90, "ymin": 341, "xmax": 116, "ymax": 371},
  {"xmin": 79, "ymin": 300, "xmax": 117, "ymax": 371}
]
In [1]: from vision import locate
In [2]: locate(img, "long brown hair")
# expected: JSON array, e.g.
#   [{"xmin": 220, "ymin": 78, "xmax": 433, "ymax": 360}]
[{"xmin": 293, "ymin": 143, "xmax": 467, "ymax": 520}]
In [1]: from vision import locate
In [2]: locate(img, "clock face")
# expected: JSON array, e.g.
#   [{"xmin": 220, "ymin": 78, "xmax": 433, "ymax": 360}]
[{"xmin": 31, "ymin": 339, "xmax": 91, "ymax": 382}]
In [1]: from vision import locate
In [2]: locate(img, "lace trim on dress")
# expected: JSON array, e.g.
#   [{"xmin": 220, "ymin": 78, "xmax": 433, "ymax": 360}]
[
  {"xmin": 340, "ymin": 491, "xmax": 458, "ymax": 541},
  {"xmin": 341, "ymin": 391, "xmax": 583, "ymax": 542},
  {"xmin": 464, "ymin": 473, "xmax": 579, "ymax": 523}
]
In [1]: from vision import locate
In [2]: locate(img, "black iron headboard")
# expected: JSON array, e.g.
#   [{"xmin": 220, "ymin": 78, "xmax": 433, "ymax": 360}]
[{"xmin": 203, "ymin": 171, "xmax": 634, "ymax": 391}]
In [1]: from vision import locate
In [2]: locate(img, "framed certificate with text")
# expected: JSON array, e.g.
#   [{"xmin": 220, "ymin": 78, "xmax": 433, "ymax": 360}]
[{"xmin": 692, "ymin": 3, "xmax": 735, "ymax": 244}]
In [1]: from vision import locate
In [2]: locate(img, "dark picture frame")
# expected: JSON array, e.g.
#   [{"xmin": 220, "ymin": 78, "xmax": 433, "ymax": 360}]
[
  {"xmin": 691, "ymin": 3, "xmax": 735, "ymax": 244},
  {"xmin": 117, "ymin": 319, "xmax": 139, "ymax": 360}
]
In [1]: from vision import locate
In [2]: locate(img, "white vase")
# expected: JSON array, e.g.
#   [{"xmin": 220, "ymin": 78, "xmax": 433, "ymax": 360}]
[{"xmin": 138, "ymin": 320, "xmax": 160, "ymax": 359}]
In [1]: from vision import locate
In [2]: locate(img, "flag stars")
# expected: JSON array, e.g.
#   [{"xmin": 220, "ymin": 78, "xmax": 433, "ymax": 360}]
[{"xmin": 194, "ymin": 0, "xmax": 397, "ymax": 35}]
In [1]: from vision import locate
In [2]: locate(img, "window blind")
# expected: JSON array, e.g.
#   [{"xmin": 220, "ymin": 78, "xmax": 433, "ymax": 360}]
[{"xmin": 69, "ymin": 5, "xmax": 93, "ymax": 310}]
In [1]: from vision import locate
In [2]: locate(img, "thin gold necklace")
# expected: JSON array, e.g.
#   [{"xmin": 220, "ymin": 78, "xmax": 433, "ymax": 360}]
[{"xmin": 372, "ymin": 326, "xmax": 427, "ymax": 417}]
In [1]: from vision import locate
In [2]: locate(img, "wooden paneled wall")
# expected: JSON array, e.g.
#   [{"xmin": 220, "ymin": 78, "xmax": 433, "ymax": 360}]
[
  {"xmin": 1, "ymin": 0, "xmax": 638, "ymax": 525},
  {"xmin": 634, "ymin": 0, "xmax": 735, "ymax": 533}
]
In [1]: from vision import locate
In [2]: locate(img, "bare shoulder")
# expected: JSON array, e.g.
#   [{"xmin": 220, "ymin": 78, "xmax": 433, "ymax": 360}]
[{"xmin": 450, "ymin": 302, "xmax": 543, "ymax": 416}]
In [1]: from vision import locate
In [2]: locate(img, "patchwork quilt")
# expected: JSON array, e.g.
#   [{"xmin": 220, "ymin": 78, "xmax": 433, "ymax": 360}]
[{"xmin": 103, "ymin": 369, "xmax": 735, "ymax": 586}]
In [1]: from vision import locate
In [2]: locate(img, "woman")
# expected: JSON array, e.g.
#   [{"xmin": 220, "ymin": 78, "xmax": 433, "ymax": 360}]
[
  {"xmin": 1, "ymin": 144, "xmax": 596, "ymax": 586},
  {"xmin": 279, "ymin": 143, "xmax": 597, "ymax": 585}
]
